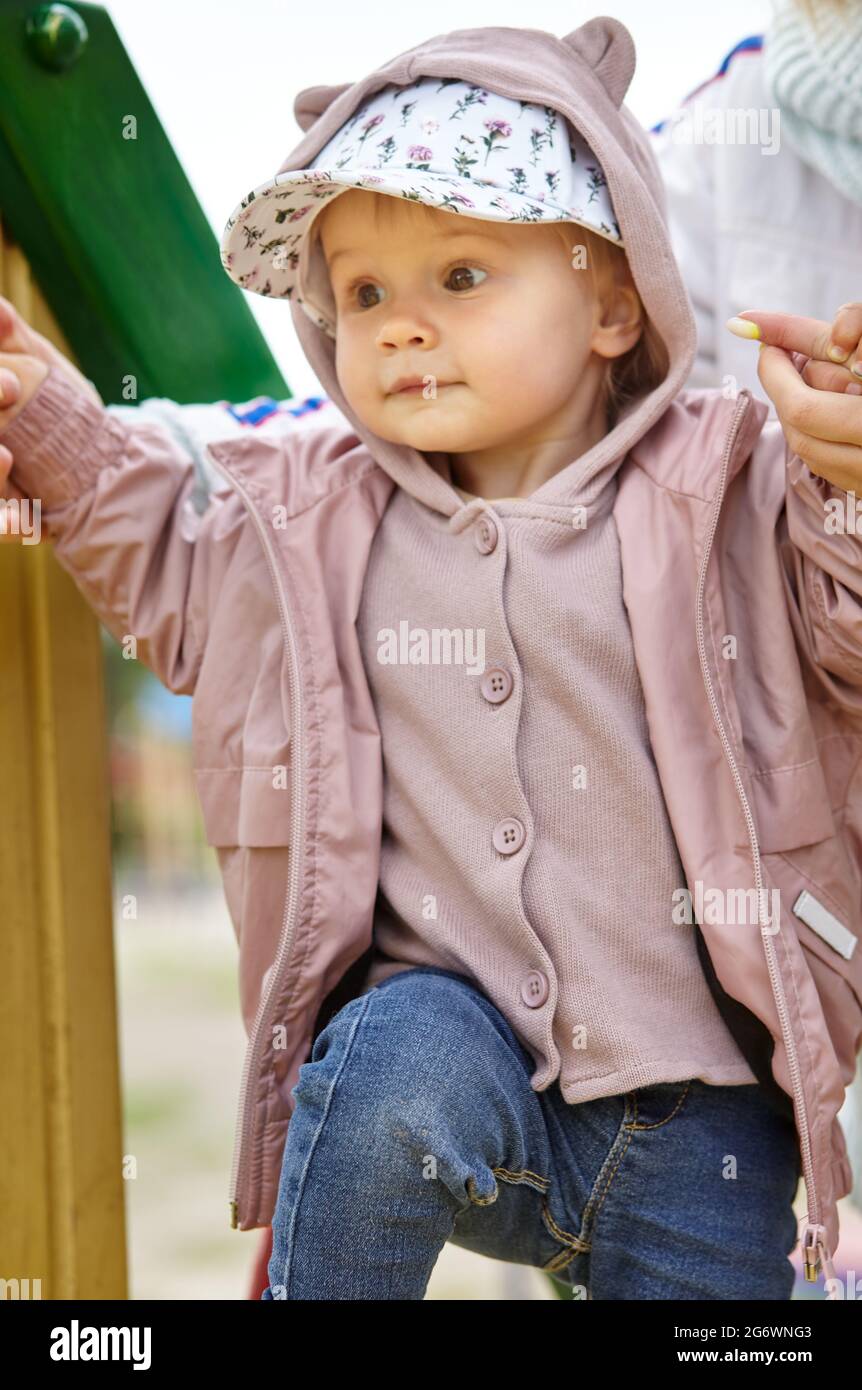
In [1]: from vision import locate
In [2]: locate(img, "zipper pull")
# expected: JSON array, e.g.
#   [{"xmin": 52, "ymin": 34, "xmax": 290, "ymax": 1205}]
[
  {"xmin": 802, "ymin": 1223, "xmax": 823, "ymax": 1281},
  {"xmin": 230, "ymin": 1198, "xmax": 239, "ymax": 1230},
  {"xmin": 802, "ymin": 1222, "xmax": 839, "ymax": 1294}
]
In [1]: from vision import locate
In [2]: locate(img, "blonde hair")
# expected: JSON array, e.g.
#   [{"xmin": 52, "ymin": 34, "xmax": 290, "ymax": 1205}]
[{"xmin": 555, "ymin": 223, "xmax": 669, "ymax": 430}]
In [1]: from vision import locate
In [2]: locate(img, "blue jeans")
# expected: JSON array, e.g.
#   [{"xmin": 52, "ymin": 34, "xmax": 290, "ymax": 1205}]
[{"xmin": 261, "ymin": 965, "xmax": 801, "ymax": 1300}]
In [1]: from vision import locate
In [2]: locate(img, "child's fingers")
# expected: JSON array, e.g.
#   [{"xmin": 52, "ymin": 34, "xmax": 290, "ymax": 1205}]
[
  {"xmin": 0, "ymin": 450, "xmax": 35, "ymax": 543},
  {"xmin": 0, "ymin": 447, "xmax": 27, "ymax": 503},
  {"xmin": 0, "ymin": 297, "xmax": 102, "ymax": 407},
  {"xmin": 0, "ymin": 295, "xmax": 24, "ymax": 347},
  {"xmin": 0, "ymin": 486, "xmax": 27, "ymax": 543},
  {"xmin": 0, "ymin": 365, "xmax": 20, "ymax": 407},
  {"xmin": 0, "ymin": 352, "xmax": 49, "ymax": 428}
]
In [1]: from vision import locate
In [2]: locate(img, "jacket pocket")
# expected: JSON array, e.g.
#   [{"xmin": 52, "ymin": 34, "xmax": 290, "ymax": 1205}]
[
  {"xmin": 194, "ymin": 765, "xmax": 292, "ymax": 846},
  {"xmin": 794, "ymin": 912, "xmax": 862, "ymax": 1090},
  {"xmin": 741, "ymin": 758, "xmax": 836, "ymax": 854},
  {"xmin": 788, "ymin": 878, "xmax": 862, "ymax": 1009},
  {"xmin": 761, "ymin": 845, "xmax": 862, "ymax": 1083}
]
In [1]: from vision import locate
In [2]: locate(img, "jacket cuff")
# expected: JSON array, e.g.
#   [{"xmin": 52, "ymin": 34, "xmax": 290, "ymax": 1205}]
[{"xmin": 2, "ymin": 364, "xmax": 127, "ymax": 509}]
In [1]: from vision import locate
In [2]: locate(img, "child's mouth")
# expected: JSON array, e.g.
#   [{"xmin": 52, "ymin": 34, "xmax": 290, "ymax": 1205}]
[{"xmin": 391, "ymin": 382, "xmax": 461, "ymax": 396}]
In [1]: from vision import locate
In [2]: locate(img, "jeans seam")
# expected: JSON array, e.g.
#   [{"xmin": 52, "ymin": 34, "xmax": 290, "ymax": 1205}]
[
  {"xmin": 272, "ymin": 989, "xmax": 375, "ymax": 1297},
  {"xmin": 465, "ymin": 1165, "xmax": 549, "ymax": 1206},
  {"xmin": 492, "ymin": 1165, "xmax": 549, "ymax": 1192},
  {"xmin": 579, "ymin": 1097, "xmax": 637, "ymax": 1241},
  {"xmin": 466, "ymin": 1165, "xmax": 587, "ymax": 1270},
  {"xmin": 541, "ymin": 1200, "xmax": 590, "ymax": 1263},
  {"xmin": 623, "ymin": 1079, "xmax": 693, "ymax": 1131},
  {"xmin": 574, "ymin": 1085, "xmax": 693, "ymax": 1261}
]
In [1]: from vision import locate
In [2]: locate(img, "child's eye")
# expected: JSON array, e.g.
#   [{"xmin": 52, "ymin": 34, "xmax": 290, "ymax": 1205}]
[
  {"xmin": 355, "ymin": 282, "xmax": 383, "ymax": 310},
  {"xmin": 445, "ymin": 265, "xmax": 487, "ymax": 292},
  {"xmin": 347, "ymin": 264, "xmax": 488, "ymax": 311}
]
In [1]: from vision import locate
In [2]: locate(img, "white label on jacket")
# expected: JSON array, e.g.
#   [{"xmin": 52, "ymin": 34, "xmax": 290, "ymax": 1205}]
[{"xmin": 793, "ymin": 890, "xmax": 857, "ymax": 961}]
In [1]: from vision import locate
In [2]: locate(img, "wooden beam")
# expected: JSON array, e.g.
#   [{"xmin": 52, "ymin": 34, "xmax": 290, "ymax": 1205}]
[{"xmin": 0, "ymin": 240, "xmax": 127, "ymax": 1300}]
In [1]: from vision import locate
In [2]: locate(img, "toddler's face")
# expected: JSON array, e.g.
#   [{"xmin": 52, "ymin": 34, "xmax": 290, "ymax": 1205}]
[{"xmin": 316, "ymin": 188, "xmax": 638, "ymax": 468}]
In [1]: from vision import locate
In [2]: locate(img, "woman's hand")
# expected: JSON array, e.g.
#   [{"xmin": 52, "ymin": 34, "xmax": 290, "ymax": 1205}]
[{"xmin": 726, "ymin": 304, "xmax": 862, "ymax": 493}]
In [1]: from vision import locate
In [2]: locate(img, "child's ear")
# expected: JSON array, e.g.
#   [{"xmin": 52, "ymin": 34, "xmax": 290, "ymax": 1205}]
[
  {"xmin": 592, "ymin": 285, "xmax": 643, "ymax": 359},
  {"xmin": 560, "ymin": 16, "xmax": 636, "ymax": 108}
]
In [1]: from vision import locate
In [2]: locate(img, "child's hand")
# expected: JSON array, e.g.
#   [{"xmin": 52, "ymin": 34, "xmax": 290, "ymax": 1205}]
[
  {"xmin": 0, "ymin": 351, "xmax": 50, "ymax": 426},
  {"xmin": 0, "ymin": 294, "xmax": 101, "ymax": 542},
  {"xmin": 0, "ymin": 294, "xmax": 101, "ymax": 405},
  {"xmin": 726, "ymin": 305, "xmax": 862, "ymax": 493},
  {"xmin": 0, "ymin": 352, "xmax": 49, "ymax": 541}
]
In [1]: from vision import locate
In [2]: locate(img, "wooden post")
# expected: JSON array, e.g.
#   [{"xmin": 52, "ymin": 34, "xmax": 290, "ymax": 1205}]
[{"xmin": 0, "ymin": 233, "xmax": 127, "ymax": 1299}]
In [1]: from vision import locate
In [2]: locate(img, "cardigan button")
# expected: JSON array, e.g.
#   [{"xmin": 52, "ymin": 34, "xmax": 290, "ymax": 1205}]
[
  {"xmin": 521, "ymin": 971, "xmax": 549, "ymax": 1008},
  {"xmin": 480, "ymin": 666, "xmax": 513, "ymax": 704},
  {"xmin": 474, "ymin": 512, "xmax": 499, "ymax": 554},
  {"xmin": 492, "ymin": 817, "xmax": 525, "ymax": 854}
]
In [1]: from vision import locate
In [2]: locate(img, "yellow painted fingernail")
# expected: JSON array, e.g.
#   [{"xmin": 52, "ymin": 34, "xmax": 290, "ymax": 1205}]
[
  {"xmin": 828, "ymin": 343, "xmax": 850, "ymax": 362},
  {"xmin": 726, "ymin": 316, "xmax": 761, "ymax": 340}
]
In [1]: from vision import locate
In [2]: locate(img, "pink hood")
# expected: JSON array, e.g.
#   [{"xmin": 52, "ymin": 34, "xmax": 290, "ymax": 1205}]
[{"xmin": 282, "ymin": 20, "xmax": 697, "ymax": 514}]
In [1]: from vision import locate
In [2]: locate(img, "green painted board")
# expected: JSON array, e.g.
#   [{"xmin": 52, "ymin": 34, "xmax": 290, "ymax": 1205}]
[{"xmin": 0, "ymin": 0, "xmax": 289, "ymax": 403}]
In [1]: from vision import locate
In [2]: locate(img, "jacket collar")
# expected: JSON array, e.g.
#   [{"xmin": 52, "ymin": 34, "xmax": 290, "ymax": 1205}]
[
  {"xmin": 206, "ymin": 384, "xmax": 772, "ymax": 531},
  {"xmin": 627, "ymin": 388, "xmax": 771, "ymax": 501}
]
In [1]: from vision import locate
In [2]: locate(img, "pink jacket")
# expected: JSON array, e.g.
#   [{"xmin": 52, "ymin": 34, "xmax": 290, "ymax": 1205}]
[{"xmin": 5, "ymin": 19, "xmax": 861, "ymax": 1294}]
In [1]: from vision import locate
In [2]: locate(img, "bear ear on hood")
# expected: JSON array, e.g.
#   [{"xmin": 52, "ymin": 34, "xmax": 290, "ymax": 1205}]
[
  {"xmin": 294, "ymin": 82, "xmax": 354, "ymax": 132},
  {"xmin": 560, "ymin": 15, "xmax": 636, "ymax": 109}
]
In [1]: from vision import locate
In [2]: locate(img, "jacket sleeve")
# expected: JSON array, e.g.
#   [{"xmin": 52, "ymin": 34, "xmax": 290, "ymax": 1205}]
[
  {"xmin": 1, "ymin": 364, "xmax": 247, "ymax": 696},
  {"xmin": 778, "ymin": 429, "xmax": 862, "ymax": 708}
]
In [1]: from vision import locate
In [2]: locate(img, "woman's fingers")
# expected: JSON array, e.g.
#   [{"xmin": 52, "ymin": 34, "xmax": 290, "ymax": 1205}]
[
  {"xmin": 800, "ymin": 357, "xmax": 862, "ymax": 395},
  {"xmin": 729, "ymin": 304, "xmax": 862, "ymax": 379},
  {"xmin": 824, "ymin": 303, "xmax": 862, "ymax": 372}
]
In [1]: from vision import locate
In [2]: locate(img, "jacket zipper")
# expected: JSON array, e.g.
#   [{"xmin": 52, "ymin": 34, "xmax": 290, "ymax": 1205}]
[
  {"xmin": 204, "ymin": 449, "xmax": 305, "ymax": 1233},
  {"xmin": 693, "ymin": 394, "xmax": 837, "ymax": 1296}
]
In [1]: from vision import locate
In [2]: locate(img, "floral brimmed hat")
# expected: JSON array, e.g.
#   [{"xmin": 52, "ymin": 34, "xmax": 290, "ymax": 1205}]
[{"xmin": 219, "ymin": 74, "xmax": 622, "ymax": 338}]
